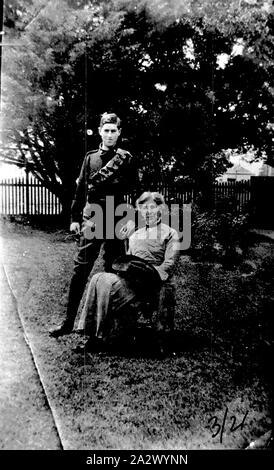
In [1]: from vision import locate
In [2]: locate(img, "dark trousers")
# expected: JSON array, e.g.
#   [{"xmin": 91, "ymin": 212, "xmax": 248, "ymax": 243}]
[{"xmin": 65, "ymin": 235, "xmax": 126, "ymax": 327}]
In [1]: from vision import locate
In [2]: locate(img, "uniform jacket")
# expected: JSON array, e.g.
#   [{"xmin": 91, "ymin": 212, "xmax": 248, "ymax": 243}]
[{"xmin": 71, "ymin": 145, "xmax": 140, "ymax": 223}]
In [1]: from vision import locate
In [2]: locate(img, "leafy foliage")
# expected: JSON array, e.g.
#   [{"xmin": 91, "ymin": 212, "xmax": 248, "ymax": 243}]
[
  {"xmin": 2, "ymin": 0, "xmax": 274, "ymax": 214},
  {"xmin": 191, "ymin": 198, "xmax": 250, "ymax": 264}
]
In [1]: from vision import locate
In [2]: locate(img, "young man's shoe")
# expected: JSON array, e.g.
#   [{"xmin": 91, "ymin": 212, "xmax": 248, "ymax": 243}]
[{"xmin": 49, "ymin": 321, "xmax": 73, "ymax": 337}]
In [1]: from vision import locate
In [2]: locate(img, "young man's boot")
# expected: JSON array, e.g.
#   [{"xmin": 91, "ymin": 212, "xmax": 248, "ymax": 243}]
[
  {"xmin": 49, "ymin": 319, "xmax": 74, "ymax": 337},
  {"xmin": 49, "ymin": 269, "xmax": 88, "ymax": 337}
]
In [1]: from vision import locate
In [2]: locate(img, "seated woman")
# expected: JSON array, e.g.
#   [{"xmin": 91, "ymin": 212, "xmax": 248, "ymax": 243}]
[{"xmin": 75, "ymin": 191, "xmax": 180, "ymax": 352}]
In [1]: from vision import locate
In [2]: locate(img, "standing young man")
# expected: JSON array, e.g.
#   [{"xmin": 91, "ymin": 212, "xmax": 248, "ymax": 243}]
[{"xmin": 49, "ymin": 112, "xmax": 140, "ymax": 337}]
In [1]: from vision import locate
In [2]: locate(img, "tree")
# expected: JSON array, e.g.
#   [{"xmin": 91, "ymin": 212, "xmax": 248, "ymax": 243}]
[
  {"xmin": 2, "ymin": 0, "xmax": 274, "ymax": 215},
  {"xmin": 2, "ymin": 0, "xmax": 105, "ymax": 215}
]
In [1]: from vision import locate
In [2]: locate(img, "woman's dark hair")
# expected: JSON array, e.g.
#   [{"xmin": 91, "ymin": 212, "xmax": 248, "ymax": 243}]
[{"xmin": 136, "ymin": 191, "xmax": 165, "ymax": 208}]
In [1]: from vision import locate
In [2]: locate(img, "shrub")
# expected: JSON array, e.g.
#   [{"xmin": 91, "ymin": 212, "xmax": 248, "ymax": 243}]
[{"xmin": 190, "ymin": 198, "xmax": 250, "ymax": 264}]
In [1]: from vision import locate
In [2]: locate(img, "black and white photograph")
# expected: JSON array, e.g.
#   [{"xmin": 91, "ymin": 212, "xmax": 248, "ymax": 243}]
[{"xmin": 0, "ymin": 0, "xmax": 273, "ymax": 463}]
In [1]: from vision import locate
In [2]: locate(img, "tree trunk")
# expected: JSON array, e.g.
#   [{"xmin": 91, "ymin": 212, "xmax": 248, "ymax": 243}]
[{"xmin": 60, "ymin": 194, "xmax": 73, "ymax": 227}]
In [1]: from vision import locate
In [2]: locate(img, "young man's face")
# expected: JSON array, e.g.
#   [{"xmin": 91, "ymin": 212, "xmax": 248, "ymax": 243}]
[{"xmin": 99, "ymin": 123, "xmax": 121, "ymax": 149}]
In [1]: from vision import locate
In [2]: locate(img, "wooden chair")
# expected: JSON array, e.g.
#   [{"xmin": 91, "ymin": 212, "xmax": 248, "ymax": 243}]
[{"xmin": 109, "ymin": 279, "xmax": 176, "ymax": 355}]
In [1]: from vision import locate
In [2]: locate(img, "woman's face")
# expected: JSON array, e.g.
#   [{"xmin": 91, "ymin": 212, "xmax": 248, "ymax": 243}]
[{"xmin": 139, "ymin": 199, "xmax": 162, "ymax": 226}]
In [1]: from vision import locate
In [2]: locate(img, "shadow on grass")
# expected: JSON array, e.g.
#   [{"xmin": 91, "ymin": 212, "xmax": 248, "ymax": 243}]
[{"xmin": 83, "ymin": 327, "xmax": 213, "ymax": 360}]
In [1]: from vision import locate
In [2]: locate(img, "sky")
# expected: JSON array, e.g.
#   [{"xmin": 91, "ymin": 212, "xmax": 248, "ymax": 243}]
[{"xmin": 0, "ymin": 162, "xmax": 26, "ymax": 180}]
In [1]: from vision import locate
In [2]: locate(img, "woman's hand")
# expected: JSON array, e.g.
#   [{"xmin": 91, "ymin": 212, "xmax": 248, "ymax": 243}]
[{"xmin": 119, "ymin": 220, "xmax": 135, "ymax": 239}]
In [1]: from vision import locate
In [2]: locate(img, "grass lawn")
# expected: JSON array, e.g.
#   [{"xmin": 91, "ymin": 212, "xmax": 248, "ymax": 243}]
[{"xmin": 0, "ymin": 219, "xmax": 272, "ymax": 450}]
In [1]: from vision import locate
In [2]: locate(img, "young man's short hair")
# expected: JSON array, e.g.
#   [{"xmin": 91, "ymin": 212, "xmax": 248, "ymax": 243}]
[{"xmin": 100, "ymin": 112, "xmax": 121, "ymax": 128}]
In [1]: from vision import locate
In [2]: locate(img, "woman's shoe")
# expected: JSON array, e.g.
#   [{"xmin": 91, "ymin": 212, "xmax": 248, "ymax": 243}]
[{"xmin": 73, "ymin": 337, "xmax": 106, "ymax": 354}]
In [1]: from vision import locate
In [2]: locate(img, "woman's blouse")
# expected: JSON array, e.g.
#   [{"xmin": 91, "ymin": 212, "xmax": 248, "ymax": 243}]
[{"xmin": 127, "ymin": 223, "xmax": 180, "ymax": 281}]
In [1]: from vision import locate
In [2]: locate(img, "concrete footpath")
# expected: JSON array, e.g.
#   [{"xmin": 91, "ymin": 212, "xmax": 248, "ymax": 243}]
[{"xmin": 0, "ymin": 262, "xmax": 62, "ymax": 450}]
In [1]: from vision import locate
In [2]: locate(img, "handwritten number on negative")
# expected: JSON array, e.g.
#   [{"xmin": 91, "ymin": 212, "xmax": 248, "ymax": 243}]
[
  {"xmin": 208, "ymin": 407, "xmax": 249, "ymax": 444},
  {"xmin": 230, "ymin": 410, "xmax": 249, "ymax": 433},
  {"xmin": 208, "ymin": 416, "xmax": 221, "ymax": 439}
]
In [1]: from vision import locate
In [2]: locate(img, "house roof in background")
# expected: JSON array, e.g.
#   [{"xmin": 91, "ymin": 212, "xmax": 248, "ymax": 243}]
[{"xmin": 226, "ymin": 163, "xmax": 255, "ymax": 176}]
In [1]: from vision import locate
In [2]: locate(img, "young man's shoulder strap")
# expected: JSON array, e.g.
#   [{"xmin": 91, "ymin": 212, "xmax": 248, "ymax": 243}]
[
  {"xmin": 87, "ymin": 148, "xmax": 132, "ymax": 191},
  {"xmin": 116, "ymin": 148, "xmax": 132, "ymax": 160}
]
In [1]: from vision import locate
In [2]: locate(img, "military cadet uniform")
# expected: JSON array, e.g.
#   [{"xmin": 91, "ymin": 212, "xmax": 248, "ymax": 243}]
[{"xmin": 50, "ymin": 144, "xmax": 140, "ymax": 336}]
